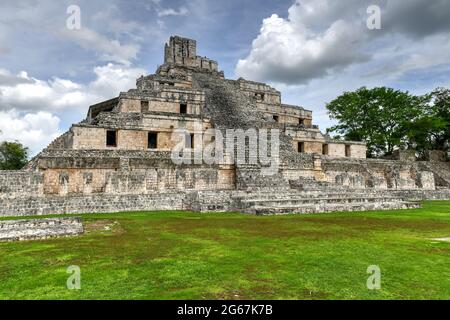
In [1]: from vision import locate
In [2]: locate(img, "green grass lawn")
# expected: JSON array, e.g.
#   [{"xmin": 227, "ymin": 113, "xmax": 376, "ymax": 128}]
[{"xmin": 1, "ymin": 201, "xmax": 450, "ymax": 300}]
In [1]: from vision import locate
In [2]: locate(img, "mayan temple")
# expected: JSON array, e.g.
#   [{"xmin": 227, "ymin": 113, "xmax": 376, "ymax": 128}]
[{"xmin": 1, "ymin": 35, "xmax": 449, "ymax": 216}]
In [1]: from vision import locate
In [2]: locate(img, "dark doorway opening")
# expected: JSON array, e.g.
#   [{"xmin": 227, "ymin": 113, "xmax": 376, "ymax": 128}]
[
  {"xmin": 106, "ymin": 130, "xmax": 117, "ymax": 147},
  {"xmin": 148, "ymin": 132, "xmax": 158, "ymax": 149},
  {"xmin": 180, "ymin": 103, "xmax": 187, "ymax": 114}
]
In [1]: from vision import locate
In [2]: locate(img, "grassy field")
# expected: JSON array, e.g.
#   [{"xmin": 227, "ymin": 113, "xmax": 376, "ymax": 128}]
[{"xmin": 0, "ymin": 201, "xmax": 450, "ymax": 300}]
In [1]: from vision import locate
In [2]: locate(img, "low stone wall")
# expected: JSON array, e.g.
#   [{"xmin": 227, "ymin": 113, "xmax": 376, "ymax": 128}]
[
  {"xmin": 0, "ymin": 193, "xmax": 185, "ymax": 217},
  {"xmin": 0, "ymin": 171, "xmax": 44, "ymax": 199},
  {"xmin": 0, "ymin": 217, "xmax": 83, "ymax": 241},
  {"xmin": 321, "ymin": 158, "xmax": 438, "ymax": 190},
  {"xmin": 391, "ymin": 189, "xmax": 450, "ymax": 201}
]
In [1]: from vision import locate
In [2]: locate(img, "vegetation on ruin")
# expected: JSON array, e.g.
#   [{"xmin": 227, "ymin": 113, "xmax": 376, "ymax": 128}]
[
  {"xmin": 1, "ymin": 201, "xmax": 450, "ymax": 300},
  {"xmin": 326, "ymin": 87, "xmax": 450, "ymax": 158},
  {"xmin": 0, "ymin": 141, "xmax": 29, "ymax": 170}
]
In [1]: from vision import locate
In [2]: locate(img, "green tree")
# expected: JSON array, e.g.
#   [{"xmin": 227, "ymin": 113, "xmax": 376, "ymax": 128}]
[
  {"xmin": 0, "ymin": 141, "xmax": 29, "ymax": 170},
  {"xmin": 430, "ymin": 87, "xmax": 450, "ymax": 150},
  {"xmin": 391, "ymin": 88, "xmax": 448, "ymax": 158},
  {"xmin": 326, "ymin": 87, "xmax": 426, "ymax": 157}
]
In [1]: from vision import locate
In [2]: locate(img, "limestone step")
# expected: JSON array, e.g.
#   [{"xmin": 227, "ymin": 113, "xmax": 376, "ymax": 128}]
[
  {"xmin": 0, "ymin": 227, "xmax": 80, "ymax": 241},
  {"xmin": 186, "ymin": 189, "xmax": 425, "ymax": 214},
  {"xmin": 240, "ymin": 196, "xmax": 406, "ymax": 207},
  {"xmin": 250, "ymin": 201, "xmax": 421, "ymax": 215},
  {"xmin": 232, "ymin": 191, "xmax": 401, "ymax": 201}
]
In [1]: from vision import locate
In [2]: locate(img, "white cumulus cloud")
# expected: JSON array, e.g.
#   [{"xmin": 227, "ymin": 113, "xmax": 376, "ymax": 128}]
[
  {"xmin": 0, "ymin": 109, "xmax": 61, "ymax": 155},
  {"xmin": 235, "ymin": 1, "xmax": 369, "ymax": 85},
  {"xmin": 148, "ymin": 0, "xmax": 189, "ymax": 18},
  {"xmin": 157, "ymin": 7, "xmax": 189, "ymax": 17},
  {"xmin": 0, "ymin": 64, "xmax": 146, "ymax": 113},
  {"xmin": 0, "ymin": 70, "xmax": 93, "ymax": 112},
  {"xmin": 235, "ymin": 0, "xmax": 450, "ymax": 85},
  {"xmin": 0, "ymin": 63, "xmax": 147, "ymax": 155},
  {"xmin": 89, "ymin": 63, "xmax": 147, "ymax": 99},
  {"xmin": 59, "ymin": 27, "xmax": 140, "ymax": 66}
]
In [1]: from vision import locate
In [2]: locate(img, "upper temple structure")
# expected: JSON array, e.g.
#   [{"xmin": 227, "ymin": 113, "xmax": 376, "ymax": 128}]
[{"xmin": 1, "ymin": 36, "xmax": 449, "ymax": 217}]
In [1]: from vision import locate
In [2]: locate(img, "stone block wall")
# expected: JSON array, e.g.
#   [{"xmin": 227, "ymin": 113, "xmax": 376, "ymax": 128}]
[
  {"xmin": 71, "ymin": 115, "xmax": 211, "ymax": 151},
  {"xmin": 416, "ymin": 172, "xmax": 435, "ymax": 189},
  {"xmin": 194, "ymin": 57, "xmax": 219, "ymax": 72},
  {"xmin": 119, "ymin": 92, "xmax": 205, "ymax": 116},
  {"xmin": 326, "ymin": 143, "xmax": 346, "ymax": 157},
  {"xmin": 0, "ymin": 193, "xmax": 185, "ymax": 217},
  {"xmin": 164, "ymin": 36, "xmax": 197, "ymax": 66},
  {"xmin": 164, "ymin": 36, "xmax": 219, "ymax": 72},
  {"xmin": 391, "ymin": 150, "xmax": 416, "ymax": 161},
  {"xmin": 43, "ymin": 168, "xmax": 115, "ymax": 195},
  {"xmin": 428, "ymin": 150, "xmax": 447, "ymax": 162},
  {"xmin": 40, "ymin": 167, "xmax": 235, "ymax": 196},
  {"xmin": 348, "ymin": 144, "xmax": 367, "ymax": 159},
  {"xmin": 72, "ymin": 126, "xmax": 106, "ymax": 149},
  {"xmin": 0, "ymin": 217, "xmax": 83, "ymax": 241},
  {"xmin": 322, "ymin": 159, "xmax": 436, "ymax": 190},
  {"xmin": 0, "ymin": 171, "xmax": 44, "ymax": 199},
  {"xmin": 302, "ymin": 141, "xmax": 324, "ymax": 154}
]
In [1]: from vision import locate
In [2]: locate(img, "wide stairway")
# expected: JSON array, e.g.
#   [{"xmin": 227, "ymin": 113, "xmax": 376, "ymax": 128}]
[
  {"xmin": 184, "ymin": 189, "xmax": 421, "ymax": 214},
  {"xmin": 232, "ymin": 190, "xmax": 421, "ymax": 215}
]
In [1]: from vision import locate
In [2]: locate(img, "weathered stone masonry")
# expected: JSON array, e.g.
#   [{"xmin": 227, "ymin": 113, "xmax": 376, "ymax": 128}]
[
  {"xmin": 0, "ymin": 217, "xmax": 83, "ymax": 241},
  {"xmin": 1, "ymin": 36, "xmax": 449, "ymax": 216}
]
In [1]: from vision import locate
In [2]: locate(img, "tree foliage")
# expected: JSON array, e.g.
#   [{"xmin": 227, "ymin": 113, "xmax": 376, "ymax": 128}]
[
  {"xmin": 0, "ymin": 141, "xmax": 29, "ymax": 170},
  {"xmin": 326, "ymin": 87, "xmax": 449, "ymax": 158}
]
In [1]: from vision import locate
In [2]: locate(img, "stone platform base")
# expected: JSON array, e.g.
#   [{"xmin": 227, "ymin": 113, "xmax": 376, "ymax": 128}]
[
  {"xmin": 0, "ymin": 189, "xmax": 448, "ymax": 218},
  {"xmin": 184, "ymin": 189, "xmax": 450, "ymax": 215},
  {"xmin": 0, "ymin": 217, "xmax": 84, "ymax": 241}
]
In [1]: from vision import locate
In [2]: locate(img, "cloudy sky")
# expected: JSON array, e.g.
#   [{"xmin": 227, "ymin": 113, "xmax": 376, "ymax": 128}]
[{"xmin": 1, "ymin": 0, "xmax": 450, "ymax": 155}]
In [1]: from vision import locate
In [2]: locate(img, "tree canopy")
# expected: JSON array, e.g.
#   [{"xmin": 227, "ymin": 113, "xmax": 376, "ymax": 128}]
[
  {"xmin": 0, "ymin": 141, "xmax": 29, "ymax": 170},
  {"xmin": 326, "ymin": 87, "xmax": 449, "ymax": 158}
]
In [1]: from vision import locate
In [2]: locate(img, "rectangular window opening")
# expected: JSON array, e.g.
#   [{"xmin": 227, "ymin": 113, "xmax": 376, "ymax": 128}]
[
  {"xmin": 345, "ymin": 145, "xmax": 351, "ymax": 157},
  {"xmin": 273, "ymin": 115, "xmax": 279, "ymax": 122},
  {"xmin": 298, "ymin": 142, "xmax": 304, "ymax": 153},
  {"xmin": 148, "ymin": 132, "xmax": 158, "ymax": 149},
  {"xmin": 180, "ymin": 103, "xmax": 187, "ymax": 114},
  {"xmin": 322, "ymin": 144, "xmax": 328, "ymax": 155},
  {"xmin": 106, "ymin": 130, "xmax": 117, "ymax": 147}
]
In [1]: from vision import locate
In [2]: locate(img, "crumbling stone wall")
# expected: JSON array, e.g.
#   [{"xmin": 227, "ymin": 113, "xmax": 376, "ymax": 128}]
[
  {"xmin": 164, "ymin": 36, "xmax": 219, "ymax": 72},
  {"xmin": 427, "ymin": 150, "xmax": 447, "ymax": 162},
  {"xmin": 321, "ymin": 158, "xmax": 436, "ymax": 190},
  {"xmin": 0, "ymin": 217, "xmax": 83, "ymax": 241}
]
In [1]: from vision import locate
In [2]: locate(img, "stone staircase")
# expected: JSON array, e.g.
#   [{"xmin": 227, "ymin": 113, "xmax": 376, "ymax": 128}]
[
  {"xmin": 233, "ymin": 190, "xmax": 420, "ymax": 215},
  {"xmin": 26, "ymin": 131, "xmax": 72, "ymax": 170},
  {"xmin": 289, "ymin": 177, "xmax": 351, "ymax": 191},
  {"xmin": 184, "ymin": 189, "xmax": 421, "ymax": 215}
]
